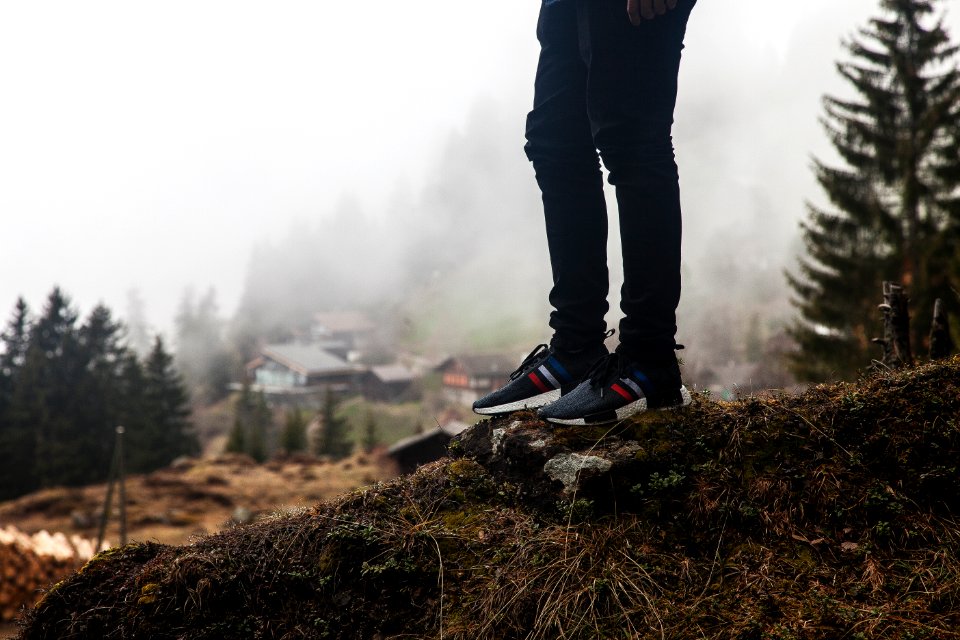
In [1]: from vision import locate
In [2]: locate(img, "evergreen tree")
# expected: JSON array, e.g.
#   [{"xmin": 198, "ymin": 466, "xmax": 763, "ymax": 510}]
[
  {"xmin": 0, "ymin": 298, "xmax": 34, "ymax": 499},
  {"xmin": 128, "ymin": 336, "xmax": 197, "ymax": 472},
  {"xmin": 124, "ymin": 288, "xmax": 153, "ymax": 358},
  {"xmin": 0, "ymin": 289, "xmax": 198, "ymax": 499},
  {"xmin": 226, "ymin": 414, "xmax": 247, "ymax": 456},
  {"xmin": 25, "ymin": 287, "xmax": 87, "ymax": 488},
  {"xmin": 0, "ymin": 298, "xmax": 29, "ymax": 385},
  {"xmin": 0, "ymin": 298, "xmax": 29, "ymax": 417},
  {"xmin": 67, "ymin": 304, "xmax": 128, "ymax": 484},
  {"xmin": 227, "ymin": 381, "xmax": 271, "ymax": 462},
  {"xmin": 280, "ymin": 407, "xmax": 309, "ymax": 454},
  {"xmin": 247, "ymin": 391, "xmax": 270, "ymax": 463},
  {"xmin": 174, "ymin": 287, "xmax": 235, "ymax": 403},
  {"xmin": 362, "ymin": 410, "xmax": 378, "ymax": 454},
  {"xmin": 788, "ymin": 0, "xmax": 960, "ymax": 381},
  {"xmin": 315, "ymin": 389, "xmax": 352, "ymax": 460}
]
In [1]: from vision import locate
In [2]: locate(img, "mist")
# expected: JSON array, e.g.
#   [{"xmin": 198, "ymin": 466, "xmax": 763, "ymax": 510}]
[{"xmin": 2, "ymin": 0, "xmax": 957, "ymax": 380}]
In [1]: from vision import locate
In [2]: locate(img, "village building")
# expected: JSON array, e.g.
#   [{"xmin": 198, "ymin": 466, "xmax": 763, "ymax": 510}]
[
  {"xmin": 310, "ymin": 311, "xmax": 376, "ymax": 360},
  {"xmin": 387, "ymin": 420, "xmax": 470, "ymax": 475},
  {"xmin": 436, "ymin": 354, "xmax": 517, "ymax": 406},
  {"xmin": 362, "ymin": 363, "xmax": 419, "ymax": 401},
  {"xmin": 245, "ymin": 343, "xmax": 364, "ymax": 402}
]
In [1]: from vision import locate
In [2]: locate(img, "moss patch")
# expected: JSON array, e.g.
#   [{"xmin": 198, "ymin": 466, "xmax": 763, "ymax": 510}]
[{"xmin": 16, "ymin": 357, "xmax": 960, "ymax": 639}]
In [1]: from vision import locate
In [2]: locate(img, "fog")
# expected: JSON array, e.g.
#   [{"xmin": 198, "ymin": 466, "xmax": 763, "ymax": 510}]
[{"xmin": 2, "ymin": 1, "xmax": 957, "ymax": 367}]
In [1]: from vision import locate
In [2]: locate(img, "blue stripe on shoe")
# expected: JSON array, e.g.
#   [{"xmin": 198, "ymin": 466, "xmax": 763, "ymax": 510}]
[
  {"xmin": 546, "ymin": 356, "xmax": 572, "ymax": 382},
  {"xmin": 630, "ymin": 369, "xmax": 655, "ymax": 397}
]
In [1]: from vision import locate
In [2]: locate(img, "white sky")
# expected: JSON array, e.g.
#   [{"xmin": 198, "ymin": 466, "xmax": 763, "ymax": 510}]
[{"xmin": 1, "ymin": 0, "xmax": 957, "ymax": 335}]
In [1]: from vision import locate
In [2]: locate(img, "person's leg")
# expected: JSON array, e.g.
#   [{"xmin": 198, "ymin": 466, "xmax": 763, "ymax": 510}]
[
  {"xmin": 524, "ymin": 0, "xmax": 610, "ymax": 355},
  {"xmin": 581, "ymin": 0, "xmax": 696, "ymax": 364},
  {"xmin": 473, "ymin": 0, "xmax": 612, "ymax": 416},
  {"xmin": 538, "ymin": 0, "xmax": 696, "ymax": 425}
]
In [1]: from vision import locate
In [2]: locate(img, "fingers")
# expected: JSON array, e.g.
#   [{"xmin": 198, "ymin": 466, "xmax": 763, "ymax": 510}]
[
  {"xmin": 629, "ymin": 0, "xmax": 679, "ymax": 25},
  {"xmin": 627, "ymin": 0, "xmax": 641, "ymax": 25}
]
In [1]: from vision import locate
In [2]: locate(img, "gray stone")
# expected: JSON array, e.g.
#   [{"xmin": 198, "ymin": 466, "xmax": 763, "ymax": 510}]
[{"xmin": 544, "ymin": 454, "xmax": 613, "ymax": 493}]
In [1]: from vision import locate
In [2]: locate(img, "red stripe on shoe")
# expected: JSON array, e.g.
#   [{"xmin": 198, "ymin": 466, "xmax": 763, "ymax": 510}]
[
  {"xmin": 610, "ymin": 383, "xmax": 634, "ymax": 401},
  {"xmin": 528, "ymin": 372, "xmax": 551, "ymax": 393}
]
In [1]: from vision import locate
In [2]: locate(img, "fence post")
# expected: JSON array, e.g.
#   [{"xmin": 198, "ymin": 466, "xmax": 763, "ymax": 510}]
[{"xmin": 95, "ymin": 426, "xmax": 128, "ymax": 551}]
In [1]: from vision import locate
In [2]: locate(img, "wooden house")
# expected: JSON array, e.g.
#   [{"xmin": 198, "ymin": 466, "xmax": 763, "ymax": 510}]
[
  {"xmin": 245, "ymin": 343, "xmax": 362, "ymax": 397},
  {"xmin": 436, "ymin": 354, "xmax": 517, "ymax": 405},
  {"xmin": 387, "ymin": 420, "xmax": 470, "ymax": 475}
]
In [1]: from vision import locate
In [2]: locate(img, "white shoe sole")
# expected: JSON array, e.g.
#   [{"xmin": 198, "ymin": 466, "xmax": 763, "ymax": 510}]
[
  {"xmin": 473, "ymin": 388, "xmax": 562, "ymax": 415},
  {"xmin": 544, "ymin": 386, "xmax": 692, "ymax": 426}
]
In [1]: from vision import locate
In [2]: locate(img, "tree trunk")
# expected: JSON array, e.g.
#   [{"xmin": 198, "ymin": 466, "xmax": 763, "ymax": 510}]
[
  {"xmin": 929, "ymin": 298, "xmax": 955, "ymax": 360},
  {"xmin": 874, "ymin": 282, "xmax": 914, "ymax": 369}
]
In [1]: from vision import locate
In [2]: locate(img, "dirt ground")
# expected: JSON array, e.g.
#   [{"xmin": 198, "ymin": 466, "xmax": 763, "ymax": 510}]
[{"xmin": 0, "ymin": 451, "xmax": 399, "ymax": 547}]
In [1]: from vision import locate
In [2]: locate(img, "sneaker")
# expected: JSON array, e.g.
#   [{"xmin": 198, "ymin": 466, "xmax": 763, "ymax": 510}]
[
  {"xmin": 472, "ymin": 343, "xmax": 607, "ymax": 415},
  {"xmin": 538, "ymin": 352, "xmax": 691, "ymax": 425}
]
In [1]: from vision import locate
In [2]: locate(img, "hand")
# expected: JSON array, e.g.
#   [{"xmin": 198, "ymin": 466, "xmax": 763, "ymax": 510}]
[{"xmin": 627, "ymin": 0, "xmax": 678, "ymax": 26}]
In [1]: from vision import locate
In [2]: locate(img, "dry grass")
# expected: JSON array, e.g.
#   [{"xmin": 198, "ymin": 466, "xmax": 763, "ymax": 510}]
[
  {"xmin": 0, "ymin": 451, "xmax": 398, "ymax": 547},
  {"xmin": 14, "ymin": 356, "xmax": 960, "ymax": 639}
]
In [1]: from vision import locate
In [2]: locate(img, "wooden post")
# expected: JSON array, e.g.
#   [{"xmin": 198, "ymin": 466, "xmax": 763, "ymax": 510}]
[
  {"xmin": 117, "ymin": 426, "xmax": 127, "ymax": 546},
  {"xmin": 96, "ymin": 426, "xmax": 128, "ymax": 551},
  {"xmin": 929, "ymin": 298, "xmax": 955, "ymax": 360},
  {"xmin": 874, "ymin": 281, "xmax": 914, "ymax": 369}
]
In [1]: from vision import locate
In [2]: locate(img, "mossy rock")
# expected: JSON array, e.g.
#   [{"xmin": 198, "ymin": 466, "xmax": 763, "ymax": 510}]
[{"xmin": 16, "ymin": 357, "xmax": 960, "ymax": 640}]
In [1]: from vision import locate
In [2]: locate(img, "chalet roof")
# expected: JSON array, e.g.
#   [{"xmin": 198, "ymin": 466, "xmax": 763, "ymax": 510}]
[
  {"xmin": 387, "ymin": 420, "xmax": 470, "ymax": 455},
  {"xmin": 369, "ymin": 363, "xmax": 418, "ymax": 384},
  {"xmin": 260, "ymin": 343, "xmax": 357, "ymax": 376},
  {"xmin": 441, "ymin": 354, "xmax": 517, "ymax": 377},
  {"xmin": 312, "ymin": 311, "xmax": 375, "ymax": 334}
]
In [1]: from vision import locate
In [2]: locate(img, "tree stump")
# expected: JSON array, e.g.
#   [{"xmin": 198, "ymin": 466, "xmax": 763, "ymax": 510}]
[
  {"xmin": 874, "ymin": 281, "xmax": 914, "ymax": 369},
  {"xmin": 929, "ymin": 298, "xmax": 955, "ymax": 360}
]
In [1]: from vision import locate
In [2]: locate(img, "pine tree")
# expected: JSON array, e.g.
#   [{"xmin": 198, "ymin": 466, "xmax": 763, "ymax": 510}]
[
  {"xmin": 247, "ymin": 391, "xmax": 270, "ymax": 463},
  {"xmin": 67, "ymin": 304, "xmax": 128, "ymax": 484},
  {"xmin": 227, "ymin": 381, "xmax": 271, "ymax": 462},
  {"xmin": 362, "ymin": 410, "xmax": 378, "ymax": 454},
  {"xmin": 0, "ymin": 298, "xmax": 29, "ymax": 385},
  {"xmin": 226, "ymin": 414, "xmax": 247, "ymax": 456},
  {"xmin": 788, "ymin": 0, "xmax": 960, "ymax": 381},
  {"xmin": 174, "ymin": 287, "xmax": 234, "ymax": 403},
  {"xmin": 26, "ymin": 287, "xmax": 87, "ymax": 488},
  {"xmin": 124, "ymin": 288, "xmax": 153, "ymax": 358},
  {"xmin": 129, "ymin": 336, "xmax": 197, "ymax": 472},
  {"xmin": 0, "ymin": 290, "xmax": 199, "ymax": 499},
  {"xmin": 281, "ymin": 407, "xmax": 309, "ymax": 454},
  {"xmin": 315, "ymin": 389, "xmax": 352, "ymax": 460},
  {"xmin": 0, "ymin": 298, "xmax": 34, "ymax": 499}
]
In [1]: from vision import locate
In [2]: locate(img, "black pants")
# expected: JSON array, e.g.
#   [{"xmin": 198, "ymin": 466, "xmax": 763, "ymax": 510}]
[{"xmin": 525, "ymin": 0, "xmax": 695, "ymax": 363}]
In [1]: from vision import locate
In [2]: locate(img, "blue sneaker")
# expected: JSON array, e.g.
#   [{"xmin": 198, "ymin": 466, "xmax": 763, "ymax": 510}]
[
  {"xmin": 538, "ymin": 352, "xmax": 691, "ymax": 425},
  {"xmin": 473, "ymin": 343, "xmax": 607, "ymax": 415}
]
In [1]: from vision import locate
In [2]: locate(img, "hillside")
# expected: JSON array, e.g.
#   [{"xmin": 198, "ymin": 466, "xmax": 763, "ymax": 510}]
[
  {"xmin": 15, "ymin": 357, "xmax": 960, "ymax": 639},
  {"xmin": 0, "ymin": 452, "xmax": 397, "ymax": 549}
]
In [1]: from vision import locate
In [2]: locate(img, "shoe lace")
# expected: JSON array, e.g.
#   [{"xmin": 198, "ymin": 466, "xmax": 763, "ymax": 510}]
[
  {"xmin": 585, "ymin": 353, "xmax": 626, "ymax": 395},
  {"xmin": 509, "ymin": 344, "xmax": 550, "ymax": 380},
  {"xmin": 585, "ymin": 344, "xmax": 685, "ymax": 396}
]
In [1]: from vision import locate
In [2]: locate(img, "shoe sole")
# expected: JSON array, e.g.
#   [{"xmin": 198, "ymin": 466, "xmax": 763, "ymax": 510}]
[
  {"xmin": 543, "ymin": 386, "xmax": 692, "ymax": 426},
  {"xmin": 473, "ymin": 388, "xmax": 562, "ymax": 415}
]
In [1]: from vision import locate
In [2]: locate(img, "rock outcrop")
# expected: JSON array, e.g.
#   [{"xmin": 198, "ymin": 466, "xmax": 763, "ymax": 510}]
[{"xmin": 13, "ymin": 357, "xmax": 960, "ymax": 640}]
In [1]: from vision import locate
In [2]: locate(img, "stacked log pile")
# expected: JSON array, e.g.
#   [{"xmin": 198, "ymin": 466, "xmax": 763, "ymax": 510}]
[{"xmin": 0, "ymin": 526, "xmax": 100, "ymax": 622}]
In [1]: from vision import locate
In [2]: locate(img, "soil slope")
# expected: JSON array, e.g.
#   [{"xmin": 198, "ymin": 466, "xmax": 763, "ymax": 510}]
[{"xmin": 15, "ymin": 357, "xmax": 960, "ymax": 639}]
